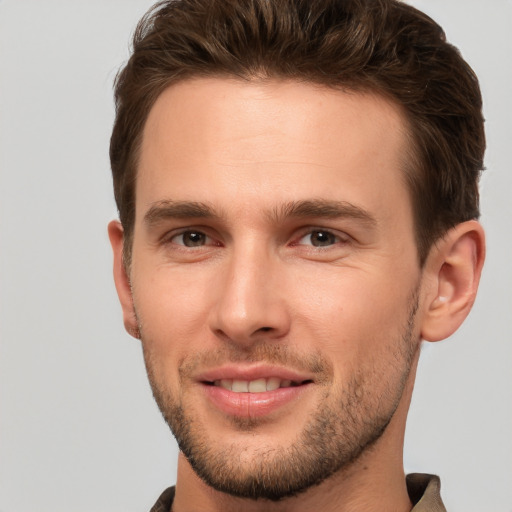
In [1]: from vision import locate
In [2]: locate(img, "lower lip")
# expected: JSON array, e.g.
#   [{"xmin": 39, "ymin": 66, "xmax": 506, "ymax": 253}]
[{"xmin": 202, "ymin": 383, "xmax": 311, "ymax": 418}]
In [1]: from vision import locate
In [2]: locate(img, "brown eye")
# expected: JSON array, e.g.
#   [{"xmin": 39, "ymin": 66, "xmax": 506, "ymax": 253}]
[
  {"xmin": 299, "ymin": 230, "xmax": 340, "ymax": 247},
  {"xmin": 173, "ymin": 231, "xmax": 209, "ymax": 247}
]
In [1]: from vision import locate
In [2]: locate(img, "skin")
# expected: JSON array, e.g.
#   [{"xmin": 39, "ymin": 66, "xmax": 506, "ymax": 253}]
[{"xmin": 109, "ymin": 78, "xmax": 485, "ymax": 512}]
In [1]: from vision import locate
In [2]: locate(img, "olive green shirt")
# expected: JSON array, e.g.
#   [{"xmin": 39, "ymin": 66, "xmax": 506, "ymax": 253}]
[{"xmin": 150, "ymin": 473, "xmax": 446, "ymax": 511}]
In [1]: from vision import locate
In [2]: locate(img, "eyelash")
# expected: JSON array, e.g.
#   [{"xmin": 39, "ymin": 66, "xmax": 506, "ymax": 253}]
[
  {"xmin": 165, "ymin": 229, "xmax": 217, "ymax": 248},
  {"xmin": 163, "ymin": 227, "xmax": 349, "ymax": 250},
  {"xmin": 294, "ymin": 229, "xmax": 348, "ymax": 248}
]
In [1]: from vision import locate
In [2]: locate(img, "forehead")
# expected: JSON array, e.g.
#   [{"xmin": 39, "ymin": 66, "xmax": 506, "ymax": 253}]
[{"xmin": 137, "ymin": 78, "xmax": 412, "ymax": 226}]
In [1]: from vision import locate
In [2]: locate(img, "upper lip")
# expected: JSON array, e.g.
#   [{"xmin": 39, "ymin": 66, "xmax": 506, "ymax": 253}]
[{"xmin": 196, "ymin": 364, "xmax": 315, "ymax": 384}]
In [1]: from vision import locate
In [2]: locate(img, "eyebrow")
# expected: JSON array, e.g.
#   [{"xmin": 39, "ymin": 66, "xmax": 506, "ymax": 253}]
[
  {"xmin": 270, "ymin": 199, "xmax": 377, "ymax": 226},
  {"xmin": 143, "ymin": 198, "xmax": 377, "ymax": 227},
  {"xmin": 143, "ymin": 200, "xmax": 219, "ymax": 226}
]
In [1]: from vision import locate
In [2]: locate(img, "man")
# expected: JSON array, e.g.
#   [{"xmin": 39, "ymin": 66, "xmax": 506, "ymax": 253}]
[{"xmin": 108, "ymin": 0, "xmax": 485, "ymax": 510}]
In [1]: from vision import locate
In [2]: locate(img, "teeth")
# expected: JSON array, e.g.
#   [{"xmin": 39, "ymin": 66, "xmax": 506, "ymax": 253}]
[
  {"xmin": 266, "ymin": 377, "xmax": 281, "ymax": 391},
  {"xmin": 248, "ymin": 378, "xmax": 267, "ymax": 392},
  {"xmin": 220, "ymin": 379, "xmax": 232, "ymax": 391},
  {"xmin": 213, "ymin": 378, "xmax": 300, "ymax": 393},
  {"xmin": 232, "ymin": 380, "xmax": 249, "ymax": 392}
]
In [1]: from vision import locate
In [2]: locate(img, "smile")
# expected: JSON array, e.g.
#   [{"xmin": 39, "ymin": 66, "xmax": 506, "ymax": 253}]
[
  {"xmin": 200, "ymin": 370, "xmax": 313, "ymax": 418},
  {"xmin": 211, "ymin": 378, "xmax": 306, "ymax": 393}
]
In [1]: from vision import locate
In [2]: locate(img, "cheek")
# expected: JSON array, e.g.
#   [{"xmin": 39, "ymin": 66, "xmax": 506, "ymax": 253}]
[
  {"xmin": 132, "ymin": 267, "xmax": 213, "ymax": 360},
  {"xmin": 289, "ymin": 266, "xmax": 417, "ymax": 359}
]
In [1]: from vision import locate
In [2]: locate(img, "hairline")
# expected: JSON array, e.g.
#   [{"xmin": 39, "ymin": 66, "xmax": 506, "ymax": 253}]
[{"xmin": 121, "ymin": 74, "xmax": 431, "ymax": 270}]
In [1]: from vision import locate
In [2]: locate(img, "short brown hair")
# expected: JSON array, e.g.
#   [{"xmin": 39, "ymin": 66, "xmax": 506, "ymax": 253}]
[{"xmin": 110, "ymin": 0, "xmax": 485, "ymax": 266}]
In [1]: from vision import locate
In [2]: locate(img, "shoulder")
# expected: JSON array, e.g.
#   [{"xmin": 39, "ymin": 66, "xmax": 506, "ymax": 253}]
[
  {"xmin": 407, "ymin": 474, "xmax": 446, "ymax": 512},
  {"xmin": 149, "ymin": 486, "xmax": 175, "ymax": 512}
]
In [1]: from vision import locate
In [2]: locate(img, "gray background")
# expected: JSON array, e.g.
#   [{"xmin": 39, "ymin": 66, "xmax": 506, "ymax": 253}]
[{"xmin": 0, "ymin": 1, "xmax": 510, "ymax": 511}]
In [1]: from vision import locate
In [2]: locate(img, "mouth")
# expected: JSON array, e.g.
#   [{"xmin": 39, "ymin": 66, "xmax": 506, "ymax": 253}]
[
  {"xmin": 204, "ymin": 377, "xmax": 312, "ymax": 393},
  {"xmin": 198, "ymin": 367, "xmax": 315, "ymax": 418}
]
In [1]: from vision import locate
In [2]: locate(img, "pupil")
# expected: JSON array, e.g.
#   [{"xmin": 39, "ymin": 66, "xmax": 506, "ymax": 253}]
[
  {"xmin": 312, "ymin": 231, "xmax": 334, "ymax": 246},
  {"xmin": 185, "ymin": 232, "xmax": 204, "ymax": 246}
]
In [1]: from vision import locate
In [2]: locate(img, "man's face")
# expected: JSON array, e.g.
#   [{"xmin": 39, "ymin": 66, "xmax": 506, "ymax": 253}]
[{"xmin": 128, "ymin": 78, "xmax": 425, "ymax": 499}]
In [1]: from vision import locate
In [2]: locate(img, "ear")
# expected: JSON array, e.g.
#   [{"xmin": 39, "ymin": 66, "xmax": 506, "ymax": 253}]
[
  {"xmin": 108, "ymin": 220, "xmax": 140, "ymax": 339},
  {"xmin": 421, "ymin": 220, "xmax": 485, "ymax": 342}
]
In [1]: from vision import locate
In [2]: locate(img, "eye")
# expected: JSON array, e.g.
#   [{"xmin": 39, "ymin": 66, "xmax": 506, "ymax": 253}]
[
  {"xmin": 171, "ymin": 230, "xmax": 211, "ymax": 247},
  {"xmin": 297, "ymin": 230, "xmax": 342, "ymax": 247}
]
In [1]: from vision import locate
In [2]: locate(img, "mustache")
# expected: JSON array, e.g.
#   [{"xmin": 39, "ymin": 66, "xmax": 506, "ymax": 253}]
[{"xmin": 177, "ymin": 344, "xmax": 334, "ymax": 383}]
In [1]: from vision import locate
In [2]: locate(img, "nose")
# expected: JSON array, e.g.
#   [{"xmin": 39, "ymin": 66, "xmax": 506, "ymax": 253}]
[{"xmin": 208, "ymin": 242, "xmax": 291, "ymax": 348}]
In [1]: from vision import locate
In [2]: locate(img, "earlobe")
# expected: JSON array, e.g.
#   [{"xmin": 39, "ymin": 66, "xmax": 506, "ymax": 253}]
[
  {"xmin": 107, "ymin": 220, "xmax": 140, "ymax": 339},
  {"xmin": 421, "ymin": 220, "xmax": 485, "ymax": 342}
]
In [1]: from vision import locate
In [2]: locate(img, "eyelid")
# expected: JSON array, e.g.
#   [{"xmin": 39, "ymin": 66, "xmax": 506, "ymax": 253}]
[
  {"xmin": 157, "ymin": 225, "xmax": 351, "ymax": 249},
  {"xmin": 174, "ymin": 231, "xmax": 210, "ymax": 246},
  {"xmin": 292, "ymin": 227, "xmax": 351, "ymax": 247},
  {"xmin": 160, "ymin": 226, "xmax": 219, "ymax": 247}
]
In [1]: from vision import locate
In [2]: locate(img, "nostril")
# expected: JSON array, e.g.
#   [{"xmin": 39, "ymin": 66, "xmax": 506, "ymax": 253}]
[{"xmin": 259, "ymin": 327, "xmax": 273, "ymax": 332}]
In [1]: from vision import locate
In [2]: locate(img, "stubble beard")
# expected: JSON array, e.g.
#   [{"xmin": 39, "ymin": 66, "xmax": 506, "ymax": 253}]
[{"xmin": 140, "ymin": 293, "xmax": 420, "ymax": 502}]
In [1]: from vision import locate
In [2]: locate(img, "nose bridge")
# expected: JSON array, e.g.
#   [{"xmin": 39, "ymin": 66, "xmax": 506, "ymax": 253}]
[{"xmin": 210, "ymin": 236, "xmax": 289, "ymax": 344}]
